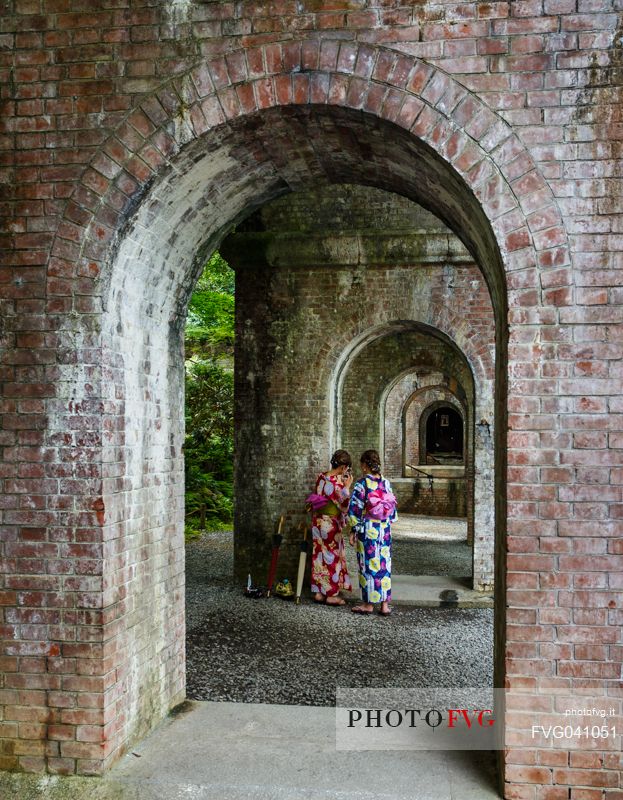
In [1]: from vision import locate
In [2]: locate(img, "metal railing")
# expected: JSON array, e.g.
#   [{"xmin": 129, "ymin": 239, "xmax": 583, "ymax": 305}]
[
  {"xmin": 405, "ymin": 463, "xmax": 433, "ymax": 478},
  {"xmin": 404, "ymin": 463, "xmax": 434, "ymax": 492}
]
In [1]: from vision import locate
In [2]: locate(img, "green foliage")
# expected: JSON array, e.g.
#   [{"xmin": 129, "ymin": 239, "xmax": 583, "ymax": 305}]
[
  {"xmin": 186, "ymin": 252, "xmax": 235, "ymax": 362},
  {"xmin": 194, "ymin": 250, "xmax": 236, "ymax": 295},
  {"xmin": 184, "ymin": 252, "xmax": 235, "ymax": 537}
]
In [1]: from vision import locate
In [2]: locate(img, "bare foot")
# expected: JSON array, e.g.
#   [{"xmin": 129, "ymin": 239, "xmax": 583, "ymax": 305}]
[
  {"xmin": 351, "ymin": 604, "xmax": 374, "ymax": 614},
  {"xmin": 314, "ymin": 593, "xmax": 326, "ymax": 604},
  {"xmin": 326, "ymin": 596, "xmax": 346, "ymax": 606}
]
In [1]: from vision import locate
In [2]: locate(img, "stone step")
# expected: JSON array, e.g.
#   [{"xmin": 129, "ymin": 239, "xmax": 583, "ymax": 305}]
[{"xmin": 342, "ymin": 573, "xmax": 493, "ymax": 609}]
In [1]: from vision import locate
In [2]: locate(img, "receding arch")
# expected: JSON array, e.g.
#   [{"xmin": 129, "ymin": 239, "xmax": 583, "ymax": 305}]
[
  {"xmin": 420, "ymin": 401, "xmax": 466, "ymax": 464},
  {"xmin": 334, "ymin": 321, "xmax": 474, "ymax": 458},
  {"xmin": 332, "ymin": 316, "xmax": 489, "ymax": 453},
  {"xmin": 336, "ymin": 321, "xmax": 489, "ymax": 586},
  {"xmin": 401, "ymin": 384, "xmax": 467, "ymax": 471}
]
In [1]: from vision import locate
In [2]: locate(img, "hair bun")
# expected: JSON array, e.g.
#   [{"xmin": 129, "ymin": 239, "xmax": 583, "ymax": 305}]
[
  {"xmin": 361, "ymin": 448, "xmax": 381, "ymax": 473},
  {"xmin": 330, "ymin": 449, "xmax": 352, "ymax": 469}
]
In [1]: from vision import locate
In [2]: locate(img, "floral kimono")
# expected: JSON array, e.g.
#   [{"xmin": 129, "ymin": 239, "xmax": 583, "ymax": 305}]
[
  {"xmin": 348, "ymin": 474, "xmax": 397, "ymax": 603},
  {"xmin": 310, "ymin": 473, "xmax": 352, "ymax": 597}
]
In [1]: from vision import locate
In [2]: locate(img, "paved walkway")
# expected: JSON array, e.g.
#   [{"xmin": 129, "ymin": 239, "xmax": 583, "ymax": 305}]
[
  {"xmin": 341, "ymin": 573, "xmax": 492, "ymax": 609},
  {"xmin": 390, "ymin": 574, "xmax": 493, "ymax": 608},
  {"xmin": 0, "ymin": 701, "xmax": 501, "ymax": 799}
]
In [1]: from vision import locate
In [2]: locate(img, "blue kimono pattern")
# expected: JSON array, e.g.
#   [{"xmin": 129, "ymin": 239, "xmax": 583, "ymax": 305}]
[{"xmin": 347, "ymin": 475, "xmax": 397, "ymax": 603}]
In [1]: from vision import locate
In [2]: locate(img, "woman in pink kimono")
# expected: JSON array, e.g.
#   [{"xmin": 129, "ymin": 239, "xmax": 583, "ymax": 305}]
[{"xmin": 309, "ymin": 450, "xmax": 353, "ymax": 605}]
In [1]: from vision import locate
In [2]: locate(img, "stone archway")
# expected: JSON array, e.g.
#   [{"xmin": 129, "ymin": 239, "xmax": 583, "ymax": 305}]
[
  {"xmin": 9, "ymin": 38, "xmax": 573, "ymax": 791},
  {"xmin": 404, "ymin": 387, "xmax": 466, "ymax": 470}
]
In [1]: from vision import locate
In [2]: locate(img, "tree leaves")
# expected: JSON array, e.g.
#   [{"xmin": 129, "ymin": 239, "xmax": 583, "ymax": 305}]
[
  {"xmin": 186, "ymin": 251, "xmax": 235, "ymax": 362},
  {"xmin": 184, "ymin": 252, "xmax": 235, "ymax": 535}
]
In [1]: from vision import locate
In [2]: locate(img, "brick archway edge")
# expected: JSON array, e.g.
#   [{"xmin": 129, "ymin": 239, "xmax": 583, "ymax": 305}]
[
  {"xmin": 36, "ymin": 35, "xmax": 576, "ymax": 791},
  {"xmin": 54, "ymin": 36, "xmax": 572, "ymax": 301}
]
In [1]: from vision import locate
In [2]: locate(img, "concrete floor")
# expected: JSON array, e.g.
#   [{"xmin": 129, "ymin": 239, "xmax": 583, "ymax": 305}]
[
  {"xmin": 0, "ymin": 702, "xmax": 501, "ymax": 799},
  {"xmin": 390, "ymin": 574, "xmax": 493, "ymax": 608},
  {"xmin": 392, "ymin": 515, "xmax": 467, "ymax": 542},
  {"xmin": 110, "ymin": 702, "xmax": 501, "ymax": 799},
  {"xmin": 340, "ymin": 572, "xmax": 492, "ymax": 609},
  {"xmin": 392, "ymin": 515, "xmax": 473, "ymax": 580}
]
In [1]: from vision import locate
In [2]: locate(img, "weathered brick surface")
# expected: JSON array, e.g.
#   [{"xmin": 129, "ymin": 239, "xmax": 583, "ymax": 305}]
[{"xmin": 0, "ymin": 2, "xmax": 621, "ymax": 795}]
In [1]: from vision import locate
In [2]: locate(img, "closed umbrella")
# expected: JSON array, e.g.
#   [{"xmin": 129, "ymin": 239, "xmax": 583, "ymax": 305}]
[
  {"xmin": 295, "ymin": 523, "xmax": 309, "ymax": 605},
  {"xmin": 266, "ymin": 515, "xmax": 285, "ymax": 598}
]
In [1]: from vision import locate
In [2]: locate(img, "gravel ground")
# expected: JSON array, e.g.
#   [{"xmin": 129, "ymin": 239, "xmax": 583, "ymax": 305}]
[
  {"xmin": 392, "ymin": 514, "xmax": 472, "ymax": 576},
  {"xmin": 393, "ymin": 539, "xmax": 472, "ymax": 576},
  {"xmin": 185, "ymin": 531, "xmax": 493, "ymax": 705}
]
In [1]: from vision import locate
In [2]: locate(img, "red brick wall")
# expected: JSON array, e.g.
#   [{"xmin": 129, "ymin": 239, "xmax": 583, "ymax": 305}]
[{"xmin": 1, "ymin": 2, "xmax": 622, "ymax": 795}]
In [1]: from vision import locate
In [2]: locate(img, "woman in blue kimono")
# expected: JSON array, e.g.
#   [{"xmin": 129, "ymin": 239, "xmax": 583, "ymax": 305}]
[{"xmin": 348, "ymin": 449, "xmax": 397, "ymax": 616}]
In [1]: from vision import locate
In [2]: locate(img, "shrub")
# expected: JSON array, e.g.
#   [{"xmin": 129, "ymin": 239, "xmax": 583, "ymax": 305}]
[{"xmin": 184, "ymin": 252, "xmax": 234, "ymax": 537}]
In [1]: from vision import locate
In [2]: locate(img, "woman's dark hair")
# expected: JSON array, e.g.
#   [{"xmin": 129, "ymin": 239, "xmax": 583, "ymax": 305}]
[
  {"xmin": 330, "ymin": 449, "xmax": 352, "ymax": 469},
  {"xmin": 360, "ymin": 449, "xmax": 381, "ymax": 473}
]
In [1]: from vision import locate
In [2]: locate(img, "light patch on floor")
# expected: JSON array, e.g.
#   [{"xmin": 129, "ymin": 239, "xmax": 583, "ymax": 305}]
[{"xmin": 392, "ymin": 514, "xmax": 468, "ymax": 542}]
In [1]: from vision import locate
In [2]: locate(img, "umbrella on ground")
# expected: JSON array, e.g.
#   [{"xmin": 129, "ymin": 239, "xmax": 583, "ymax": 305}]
[
  {"xmin": 295, "ymin": 523, "xmax": 309, "ymax": 605},
  {"xmin": 266, "ymin": 515, "xmax": 285, "ymax": 598}
]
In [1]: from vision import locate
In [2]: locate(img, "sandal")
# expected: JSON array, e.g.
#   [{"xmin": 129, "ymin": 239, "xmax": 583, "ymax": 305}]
[
  {"xmin": 378, "ymin": 608, "xmax": 392, "ymax": 616},
  {"xmin": 351, "ymin": 605, "xmax": 374, "ymax": 615},
  {"xmin": 326, "ymin": 597, "xmax": 346, "ymax": 606}
]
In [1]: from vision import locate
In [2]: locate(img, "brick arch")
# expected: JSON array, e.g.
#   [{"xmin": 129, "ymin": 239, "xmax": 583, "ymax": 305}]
[
  {"xmin": 333, "ymin": 319, "xmax": 477, "ymax": 450},
  {"xmin": 415, "ymin": 395, "xmax": 466, "ymax": 465},
  {"xmin": 383, "ymin": 371, "xmax": 466, "ymax": 474},
  {"xmin": 53, "ymin": 37, "xmax": 571, "ymax": 314},
  {"xmin": 330, "ymin": 305, "xmax": 492, "ymax": 426},
  {"xmin": 38, "ymin": 36, "xmax": 569, "ymax": 785}
]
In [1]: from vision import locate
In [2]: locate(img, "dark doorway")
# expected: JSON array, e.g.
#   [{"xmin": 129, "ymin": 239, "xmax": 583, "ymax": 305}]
[{"xmin": 424, "ymin": 405, "xmax": 464, "ymax": 464}]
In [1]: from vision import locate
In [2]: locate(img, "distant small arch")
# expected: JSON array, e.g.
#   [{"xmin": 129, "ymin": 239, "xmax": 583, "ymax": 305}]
[{"xmin": 421, "ymin": 402, "xmax": 465, "ymax": 465}]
